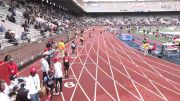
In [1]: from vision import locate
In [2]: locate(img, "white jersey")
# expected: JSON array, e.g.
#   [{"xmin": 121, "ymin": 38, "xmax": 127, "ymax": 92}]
[
  {"xmin": 54, "ymin": 62, "xmax": 63, "ymax": 78},
  {"xmin": 0, "ymin": 92, "xmax": 11, "ymax": 101}
]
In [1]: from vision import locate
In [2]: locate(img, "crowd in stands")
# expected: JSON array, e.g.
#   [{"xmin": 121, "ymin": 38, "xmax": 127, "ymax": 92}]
[
  {"xmin": 85, "ymin": 15, "xmax": 180, "ymax": 26},
  {"xmin": 0, "ymin": 0, "xmax": 85, "ymax": 49}
]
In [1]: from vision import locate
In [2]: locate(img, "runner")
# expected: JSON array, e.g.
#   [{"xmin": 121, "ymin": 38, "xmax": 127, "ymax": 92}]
[
  {"xmin": 53, "ymin": 58, "xmax": 63, "ymax": 95},
  {"xmin": 71, "ymin": 41, "xmax": 76, "ymax": 56},
  {"xmin": 63, "ymin": 52, "xmax": 70, "ymax": 78},
  {"xmin": 80, "ymin": 35, "xmax": 84, "ymax": 45}
]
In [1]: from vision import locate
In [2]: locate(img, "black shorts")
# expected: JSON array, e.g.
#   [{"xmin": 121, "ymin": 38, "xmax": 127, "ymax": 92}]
[
  {"xmin": 71, "ymin": 47, "xmax": 75, "ymax": 50},
  {"xmin": 80, "ymin": 39, "xmax": 83, "ymax": 42},
  {"xmin": 46, "ymin": 85, "xmax": 54, "ymax": 95},
  {"xmin": 64, "ymin": 62, "xmax": 69, "ymax": 70}
]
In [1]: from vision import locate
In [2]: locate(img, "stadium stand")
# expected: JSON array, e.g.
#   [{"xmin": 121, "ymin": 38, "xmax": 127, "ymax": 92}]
[{"xmin": 0, "ymin": 0, "xmax": 180, "ymax": 101}]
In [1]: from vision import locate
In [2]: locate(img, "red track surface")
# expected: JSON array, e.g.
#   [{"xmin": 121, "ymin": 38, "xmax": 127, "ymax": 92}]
[{"xmin": 18, "ymin": 27, "xmax": 180, "ymax": 101}]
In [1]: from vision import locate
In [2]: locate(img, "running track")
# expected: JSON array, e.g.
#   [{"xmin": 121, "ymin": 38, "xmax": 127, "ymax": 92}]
[{"xmin": 18, "ymin": 27, "xmax": 180, "ymax": 101}]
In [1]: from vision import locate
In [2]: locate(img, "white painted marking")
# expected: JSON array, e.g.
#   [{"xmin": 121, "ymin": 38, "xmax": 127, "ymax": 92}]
[
  {"xmin": 64, "ymin": 82, "xmax": 76, "ymax": 88},
  {"xmin": 70, "ymin": 33, "xmax": 94, "ymax": 101},
  {"xmin": 111, "ymin": 37, "xmax": 180, "ymax": 94},
  {"xmin": 109, "ymin": 38, "xmax": 168, "ymax": 100},
  {"xmin": 61, "ymin": 93, "xmax": 65, "ymax": 101},
  {"xmin": 91, "ymin": 40, "xmax": 164, "ymax": 100},
  {"xmin": 102, "ymin": 34, "xmax": 120, "ymax": 101}
]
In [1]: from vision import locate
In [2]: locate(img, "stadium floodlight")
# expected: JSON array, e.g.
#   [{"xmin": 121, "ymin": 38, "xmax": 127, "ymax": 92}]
[
  {"xmin": 46, "ymin": 0, "xmax": 48, "ymax": 3},
  {"xmin": 50, "ymin": 2, "xmax": 52, "ymax": 4},
  {"xmin": 53, "ymin": 3, "xmax": 55, "ymax": 6}
]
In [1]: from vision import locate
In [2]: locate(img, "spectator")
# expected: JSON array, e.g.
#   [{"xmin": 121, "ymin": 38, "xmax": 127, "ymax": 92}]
[
  {"xmin": 53, "ymin": 58, "xmax": 63, "ymax": 95},
  {"xmin": 5, "ymin": 30, "xmax": 15, "ymax": 39},
  {"xmin": 8, "ymin": 15, "xmax": 16, "ymax": 23},
  {"xmin": 148, "ymin": 43, "xmax": 157, "ymax": 54},
  {"xmin": 16, "ymin": 83, "xmax": 30, "ymax": 101},
  {"xmin": 22, "ymin": 21, "xmax": 29, "ymax": 31},
  {"xmin": 0, "ymin": 79, "xmax": 11, "ymax": 101},
  {"xmin": 6, "ymin": 15, "xmax": 10, "ymax": 20},
  {"xmin": 4, "ymin": 55, "xmax": 12, "ymax": 62},
  {"xmin": 27, "ymin": 68, "xmax": 40, "ymax": 101},
  {"xmin": 0, "ymin": 25, "xmax": 6, "ymax": 33},
  {"xmin": 7, "ymin": 58, "xmax": 18, "ymax": 80},
  {"xmin": 21, "ymin": 31, "xmax": 30, "ymax": 41},
  {"xmin": 5, "ymin": 30, "xmax": 18, "ymax": 46}
]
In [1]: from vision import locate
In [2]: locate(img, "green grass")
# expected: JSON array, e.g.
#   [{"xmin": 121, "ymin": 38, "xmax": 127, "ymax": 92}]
[
  {"xmin": 139, "ymin": 26, "xmax": 180, "ymax": 32},
  {"xmin": 134, "ymin": 31, "xmax": 171, "ymax": 43},
  {"xmin": 123, "ymin": 26, "xmax": 180, "ymax": 43}
]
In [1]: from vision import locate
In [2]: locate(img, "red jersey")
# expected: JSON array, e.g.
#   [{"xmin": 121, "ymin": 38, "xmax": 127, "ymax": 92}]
[
  {"xmin": 7, "ymin": 63, "xmax": 18, "ymax": 76},
  {"xmin": 63, "ymin": 56, "xmax": 70, "ymax": 63}
]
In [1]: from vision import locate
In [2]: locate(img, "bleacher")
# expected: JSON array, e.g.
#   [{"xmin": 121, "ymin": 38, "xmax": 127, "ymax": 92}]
[{"xmin": 0, "ymin": 4, "xmax": 47, "ymax": 50}]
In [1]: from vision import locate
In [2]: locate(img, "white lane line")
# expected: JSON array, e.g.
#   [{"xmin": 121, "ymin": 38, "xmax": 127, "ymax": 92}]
[
  {"xmin": 92, "ymin": 33, "xmax": 99, "ymax": 101},
  {"xmin": 130, "ymin": 52, "xmax": 180, "ymax": 92},
  {"xmin": 107, "ymin": 52, "xmax": 180, "ymax": 96},
  {"xmin": 108, "ymin": 37, "xmax": 168, "ymax": 101},
  {"xmin": 112, "ymin": 37, "xmax": 180, "ymax": 93},
  {"xmin": 83, "ymin": 42, "xmax": 117, "ymax": 100},
  {"xmin": 111, "ymin": 36, "xmax": 178, "ymax": 92},
  {"xmin": 98, "ymin": 42, "xmax": 180, "ymax": 95},
  {"xmin": 94, "ymin": 43, "xmax": 166, "ymax": 100},
  {"xmin": 102, "ymin": 44, "xmax": 180, "ymax": 86},
  {"xmin": 61, "ymin": 93, "xmax": 65, "ymax": 101},
  {"xmin": 122, "ymin": 47, "xmax": 180, "ymax": 92},
  {"xmin": 117, "ymin": 33, "xmax": 180, "ymax": 67},
  {"xmin": 96, "ymin": 51, "xmax": 170, "ymax": 100},
  {"xmin": 115, "ymin": 36, "xmax": 180, "ymax": 71},
  {"xmin": 70, "ymin": 33, "xmax": 94, "ymax": 101},
  {"xmin": 103, "ymin": 38, "xmax": 144, "ymax": 101},
  {"xmin": 89, "ymin": 34, "xmax": 141, "ymax": 100},
  {"xmin": 103, "ymin": 37, "xmax": 180, "ymax": 87},
  {"xmin": 111, "ymin": 43, "xmax": 180, "ymax": 78},
  {"xmin": 85, "ymin": 49, "xmax": 142, "ymax": 101},
  {"xmin": 102, "ymin": 34, "xmax": 120, "ymax": 101}
]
